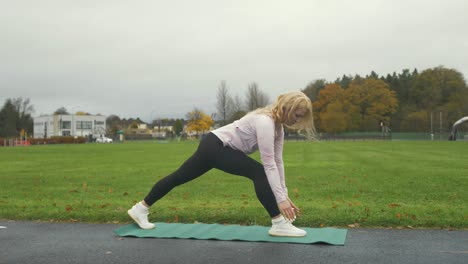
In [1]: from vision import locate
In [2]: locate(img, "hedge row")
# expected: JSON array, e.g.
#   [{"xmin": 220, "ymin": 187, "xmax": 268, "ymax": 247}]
[{"xmin": 28, "ymin": 136, "xmax": 87, "ymax": 145}]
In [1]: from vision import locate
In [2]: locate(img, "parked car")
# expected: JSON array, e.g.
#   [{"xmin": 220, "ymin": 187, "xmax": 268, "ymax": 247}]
[{"xmin": 96, "ymin": 136, "xmax": 113, "ymax": 143}]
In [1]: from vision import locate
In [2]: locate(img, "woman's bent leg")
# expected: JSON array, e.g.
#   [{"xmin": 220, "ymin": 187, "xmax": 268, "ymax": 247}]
[{"xmin": 210, "ymin": 143, "xmax": 281, "ymax": 218}]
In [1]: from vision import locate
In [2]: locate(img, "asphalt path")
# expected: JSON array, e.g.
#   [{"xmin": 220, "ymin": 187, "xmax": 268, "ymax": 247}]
[{"xmin": 0, "ymin": 221, "xmax": 467, "ymax": 264}]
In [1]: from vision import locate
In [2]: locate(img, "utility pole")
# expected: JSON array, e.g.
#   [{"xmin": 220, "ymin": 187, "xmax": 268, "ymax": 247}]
[
  {"xmin": 430, "ymin": 112, "xmax": 433, "ymax": 141},
  {"xmin": 439, "ymin": 112, "xmax": 442, "ymax": 140}
]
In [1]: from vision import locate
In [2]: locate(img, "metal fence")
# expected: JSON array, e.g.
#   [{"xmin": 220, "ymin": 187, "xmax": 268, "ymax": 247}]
[
  {"xmin": 1, "ymin": 139, "xmax": 31, "ymax": 146},
  {"xmin": 318, "ymin": 132, "xmax": 467, "ymax": 141}
]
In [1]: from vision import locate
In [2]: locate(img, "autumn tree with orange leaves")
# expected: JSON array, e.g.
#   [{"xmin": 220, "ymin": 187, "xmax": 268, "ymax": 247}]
[
  {"xmin": 185, "ymin": 108, "xmax": 214, "ymax": 136},
  {"xmin": 313, "ymin": 79, "xmax": 398, "ymax": 133},
  {"xmin": 313, "ymin": 84, "xmax": 349, "ymax": 133},
  {"xmin": 345, "ymin": 78, "xmax": 398, "ymax": 131}
]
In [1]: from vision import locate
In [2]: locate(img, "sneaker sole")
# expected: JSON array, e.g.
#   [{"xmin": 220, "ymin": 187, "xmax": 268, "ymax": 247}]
[
  {"xmin": 127, "ymin": 210, "xmax": 155, "ymax": 229},
  {"xmin": 268, "ymin": 230, "xmax": 306, "ymax": 237}
]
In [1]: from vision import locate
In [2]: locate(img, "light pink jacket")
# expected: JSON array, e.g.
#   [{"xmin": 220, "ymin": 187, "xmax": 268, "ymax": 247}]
[{"xmin": 211, "ymin": 113, "xmax": 288, "ymax": 203}]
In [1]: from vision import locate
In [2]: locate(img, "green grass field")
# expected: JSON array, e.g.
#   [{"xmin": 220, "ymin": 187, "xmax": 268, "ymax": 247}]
[{"xmin": 1, "ymin": 140, "xmax": 467, "ymax": 229}]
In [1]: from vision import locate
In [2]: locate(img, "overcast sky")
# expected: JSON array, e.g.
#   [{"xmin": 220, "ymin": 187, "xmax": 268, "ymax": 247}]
[{"xmin": 1, "ymin": 0, "xmax": 467, "ymax": 122}]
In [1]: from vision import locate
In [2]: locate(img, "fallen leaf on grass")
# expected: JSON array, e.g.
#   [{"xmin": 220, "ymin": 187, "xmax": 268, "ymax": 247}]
[
  {"xmin": 388, "ymin": 203, "xmax": 401, "ymax": 208},
  {"xmin": 348, "ymin": 223, "xmax": 360, "ymax": 228},
  {"xmin": 293, "ymin": 188, "xmax": 299, "ymax": 198}
]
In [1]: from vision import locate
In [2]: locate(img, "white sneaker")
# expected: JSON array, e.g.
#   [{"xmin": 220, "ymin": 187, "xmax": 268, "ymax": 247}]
[
  {"xmin": 268, "ymin": 216, "xmax": 306, "ymax": 237},
  {"xmin": 127, "ymin": 202, "xmax": 155, "ymax": 229}
]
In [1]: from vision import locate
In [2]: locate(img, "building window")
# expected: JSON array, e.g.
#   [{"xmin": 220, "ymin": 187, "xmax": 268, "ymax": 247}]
[
  {"xmin": 61, "ymin": 121, "xmax": 71, "ymax": 129},
  {"xmin": 95, "ymin": 121, "xmax": 104, "ymax": 125},
  {"xmin": 76, "ymin": 121, "xmax": 92, "ymax": 129},
  {"xmin": 62, "ymin": 130, "xmax": 71, "ymax": 136}
]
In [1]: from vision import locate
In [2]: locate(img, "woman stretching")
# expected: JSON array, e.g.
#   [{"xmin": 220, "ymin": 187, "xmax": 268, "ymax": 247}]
[{"xmin": 128, "ymin": 91, "xmax": 315, "ymax": 237}]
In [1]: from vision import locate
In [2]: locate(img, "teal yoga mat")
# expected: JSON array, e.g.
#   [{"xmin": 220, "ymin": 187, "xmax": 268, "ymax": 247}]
[{"xmin": 115, "ymin": 223, "xmax": 347, "ymax": 245}]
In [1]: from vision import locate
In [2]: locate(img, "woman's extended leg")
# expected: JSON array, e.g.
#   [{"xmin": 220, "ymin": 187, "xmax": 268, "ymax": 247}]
[
  {"xmin": 128, "ymin": 136, "xmax": 215, "ymax": 229},
  {"xmin": 143, "ymin": 148, "xmax": 212, "ymax": 206}
]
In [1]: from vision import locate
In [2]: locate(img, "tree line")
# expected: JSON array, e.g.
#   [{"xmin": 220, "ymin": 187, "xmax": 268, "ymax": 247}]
[
  {"xmin": 1, "ymin": 65, "xmax": 467, "ymax": 138},
  {"xmin": 303, "ymin": 66, "xmax": 468, "ymax": 133}
]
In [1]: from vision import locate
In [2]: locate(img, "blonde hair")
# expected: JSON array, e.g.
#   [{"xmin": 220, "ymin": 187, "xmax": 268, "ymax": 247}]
[{"xmin": 255, "ymin": 91, "xmax": 316, "ymax": 139}]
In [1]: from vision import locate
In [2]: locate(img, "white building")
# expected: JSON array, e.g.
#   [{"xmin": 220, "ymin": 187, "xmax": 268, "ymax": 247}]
[
  {"xmin": 152, "ymin": 125, "xmax": 174, "ymax": 138},
  {"xmin": 33, "ymin": 115, "xmax": 106, "ymax": 138}
]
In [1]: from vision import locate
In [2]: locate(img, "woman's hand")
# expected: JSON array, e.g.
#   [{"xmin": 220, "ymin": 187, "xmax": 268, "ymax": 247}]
[
  {"xmin": 288, "ymin": 198, "xmax": 302, "ymax": 217},
  {"xmin": 278, "ymin": 200, "xmax": 296, "ymax": 222}
]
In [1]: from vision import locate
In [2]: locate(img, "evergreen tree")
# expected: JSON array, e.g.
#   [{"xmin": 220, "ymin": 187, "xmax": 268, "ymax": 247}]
[
  {"xmin": 0, "ymin": 98, "xmax": 34, "ymax": 137},
  {"xmin": 54, "ymin": 107, "xmax": 69, "ymax": 115},
  {"xmin": 173, "ymin": 119, "xmax": 184, "ymax": 136},
  {"xmin": 0, "ymin": 99, "xmax": 18, "ymax": 137},
  {"xmin": 302, "ymin": 79, "xmax": 327, "ymax": 101},
  {"xmin": 334, "ymin": 74, "xmax": 352, "ymax": 89}
]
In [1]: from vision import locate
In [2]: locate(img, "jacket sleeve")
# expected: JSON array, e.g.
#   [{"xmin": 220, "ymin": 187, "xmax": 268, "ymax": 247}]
[
  {"xmin": 255, "ymin": 116, "xmax": 287, "ymax": 203},
  {"xmin": 274, "ymin": 127, "xmax": 288, "ymax": 198}
]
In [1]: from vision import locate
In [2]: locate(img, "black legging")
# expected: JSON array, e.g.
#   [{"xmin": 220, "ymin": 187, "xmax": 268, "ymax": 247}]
[{"xmin": 144, "ymin": 132, "xmax": 281, "ymax": 218}]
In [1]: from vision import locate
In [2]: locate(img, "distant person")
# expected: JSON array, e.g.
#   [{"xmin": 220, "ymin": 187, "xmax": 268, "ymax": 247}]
[{"xmin": 128, "ymin": 91, "xmax": 316, "ymax": 237}]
